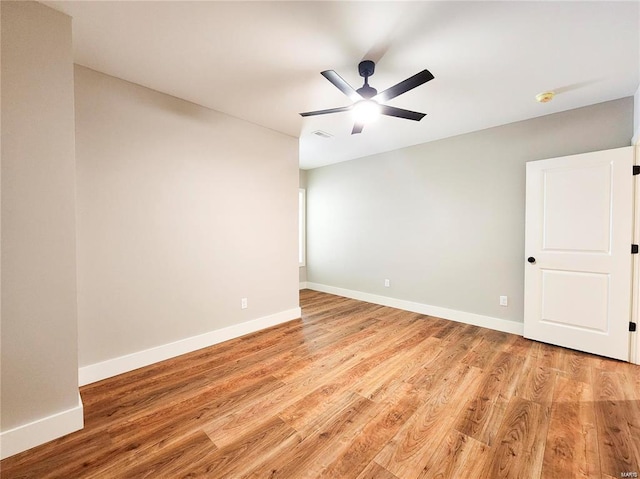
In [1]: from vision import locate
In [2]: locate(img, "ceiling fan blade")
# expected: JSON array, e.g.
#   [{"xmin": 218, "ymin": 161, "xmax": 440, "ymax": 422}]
[
  {"xmin": 299, "ymin": 105, "xmax": 352, "ymax": 117},
  {"xmin": 380, "ymin": 105, "xmax": 426, "ymax": 121},
  {"xmin": 351, "ymin": 122, "xmax": 364, "ymax": 134},
  {"xmin": 321, "ymin": 70, "xmax": 362, "ymax": 102},
  {"xmin": 374, "ymin": 69, "xmax": 434, "ymax": 102}
]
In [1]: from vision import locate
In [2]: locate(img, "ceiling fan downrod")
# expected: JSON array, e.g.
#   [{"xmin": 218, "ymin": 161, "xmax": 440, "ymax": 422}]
[{"xmin": 357, "ymin": 60, "xmax": 377, "ymax": 99}]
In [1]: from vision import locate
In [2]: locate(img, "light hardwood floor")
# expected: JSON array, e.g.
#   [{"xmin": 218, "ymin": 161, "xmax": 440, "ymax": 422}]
[{"xmin": 2, "ymin": 290, "xmax": 640, "ymax": 478}]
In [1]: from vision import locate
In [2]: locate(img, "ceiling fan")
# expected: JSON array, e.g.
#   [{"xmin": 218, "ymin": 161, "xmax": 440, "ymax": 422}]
[{"xmin": 300, "ymin": 60, "xmax": 434, "ymax": 134}]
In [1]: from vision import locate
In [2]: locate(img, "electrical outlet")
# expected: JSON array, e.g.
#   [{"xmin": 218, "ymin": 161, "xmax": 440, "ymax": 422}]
[
  {"xmin": 241, "ymin": 298, "xmax": 248, "ymax": 309},
  {"xmin": 384, "ymin": 279, "xmax": 390, "ymax": 287},
  {"xmin": 499, "ymin": 296, "xmax": 508, "ymax": 307}
]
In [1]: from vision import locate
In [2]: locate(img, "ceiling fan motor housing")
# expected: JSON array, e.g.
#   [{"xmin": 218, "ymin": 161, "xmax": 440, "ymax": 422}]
[{"xmin": 357, "ymin": 85, "xmax": 378, "ymax": 99}]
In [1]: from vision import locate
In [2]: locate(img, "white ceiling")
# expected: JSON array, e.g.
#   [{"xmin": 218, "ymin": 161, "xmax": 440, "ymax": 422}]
[{"xmin": 44, "ymin": 1, "xmax": 639, "ymax": 169}]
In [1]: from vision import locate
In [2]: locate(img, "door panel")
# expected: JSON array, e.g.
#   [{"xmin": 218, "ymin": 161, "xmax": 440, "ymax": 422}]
[
  {"xmin": 543, "ymin": 163, "xmax": 611, "ymax": 252},
  {"xmin": 524, "ymin": 147, "xmax": 634, "ymax": 361},
  {"xmin": 540, "ymin": 270, "xmax": 609, "ymax": 331}
]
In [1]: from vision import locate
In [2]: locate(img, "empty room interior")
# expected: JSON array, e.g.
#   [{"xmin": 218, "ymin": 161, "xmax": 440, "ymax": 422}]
[{"xmin": 2, "ymin": 1, "xmax": 640, "ymax": 478}]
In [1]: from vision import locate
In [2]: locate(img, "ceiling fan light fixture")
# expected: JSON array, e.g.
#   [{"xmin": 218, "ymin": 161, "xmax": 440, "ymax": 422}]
[{"xmin": 352, "ymin": 100, "xmax": 381, "ymax": 124}]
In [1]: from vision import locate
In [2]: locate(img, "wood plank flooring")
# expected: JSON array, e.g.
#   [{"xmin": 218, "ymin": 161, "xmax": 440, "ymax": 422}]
[{"xmin": 2, "ymin": 289, "xmax": 640, "ymax": 478}]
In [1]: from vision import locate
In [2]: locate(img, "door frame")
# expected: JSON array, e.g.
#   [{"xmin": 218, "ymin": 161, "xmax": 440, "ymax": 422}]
[{"xmin": 633, "ymin": 143, "xmax": 640, "ymax": 365}]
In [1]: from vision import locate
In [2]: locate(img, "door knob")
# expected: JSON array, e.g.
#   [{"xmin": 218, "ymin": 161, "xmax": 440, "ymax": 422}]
[{"xmin": 527, "ymin": 257, "xmax": 536, "ymax": 264}]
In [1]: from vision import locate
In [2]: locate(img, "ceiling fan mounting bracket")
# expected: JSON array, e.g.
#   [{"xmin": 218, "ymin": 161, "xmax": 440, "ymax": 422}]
[{"xmin": 358, "ymin": 60, "xmax": 375, "ymax": 78}]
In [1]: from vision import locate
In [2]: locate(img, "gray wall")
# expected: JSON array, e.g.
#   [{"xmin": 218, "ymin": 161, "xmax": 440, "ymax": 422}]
[
  {"xmin": 634, "ymin": 85, "xmax": 640, "ymax": 143},
  {"xmin": 299, "ymin": 169, "xmax": 308, "ymax": 284},
  {"xmin": 306, "ymin": 98, "xmax": 634, "ymax": 323},
  {"xmin": 1, "ymin": 2, "xmax": 80, "ymax": 430},
  {"xmin": 74, "ymin": 66, "xmax": 299, "ymax": 367}
]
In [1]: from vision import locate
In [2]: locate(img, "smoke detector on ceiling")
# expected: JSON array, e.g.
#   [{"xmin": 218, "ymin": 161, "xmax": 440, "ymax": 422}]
[{"xmin": 535, "ymin": 91, "xmax": 555, "ymax": 103}]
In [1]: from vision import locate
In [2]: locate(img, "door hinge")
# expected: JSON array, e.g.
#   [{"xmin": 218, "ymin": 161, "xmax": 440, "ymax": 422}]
[
  {"xmin": 634, "ymin": 165, "xmax": 640, "ymax": 175},
  {"xmin": 632, "ymin": 244, "xmax": 639, "ymax": 254},
  {"xmin": 630, "ymin": 322, "xmax": 637, "ymax": 332}
]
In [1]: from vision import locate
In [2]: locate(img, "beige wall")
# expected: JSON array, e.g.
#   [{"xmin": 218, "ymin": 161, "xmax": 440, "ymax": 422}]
[
  {"xmin": 74, "ymin": 66, "xmax": 299, "ymax": 367},
  {"xmin": 306, "ymin": 98, "xmax": 634, "ymax": 324},
  {"xmin": 1, "ymin": 1, "xmax": 80, "ymax": 431}
]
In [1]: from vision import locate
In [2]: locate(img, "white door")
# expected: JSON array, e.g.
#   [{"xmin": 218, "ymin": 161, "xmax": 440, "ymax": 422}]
[{"xmin": 524, "ymin": 147, "xmax": 634, "ymax": 361}]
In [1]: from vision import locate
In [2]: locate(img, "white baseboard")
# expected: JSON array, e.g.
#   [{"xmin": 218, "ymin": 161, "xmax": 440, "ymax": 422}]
[
  {"xmin": 0, "ymin": 392, "xmax": 84, "ymax": 460},
  {"xmin": 79, "ymin": 307, "xmax": 302, "ymax": 386},
  {"xmin": 299, "ymin": 281, "xmax": 308, "ymax": 290},
  {"xmin": 306, "ymin": 282, "xmax": 524, "ymax": 336}
]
